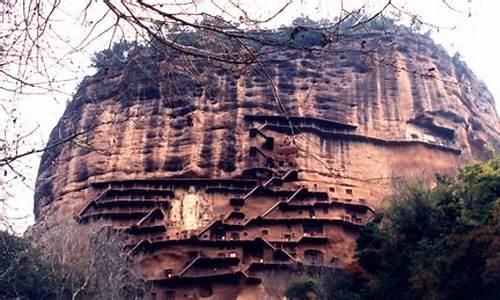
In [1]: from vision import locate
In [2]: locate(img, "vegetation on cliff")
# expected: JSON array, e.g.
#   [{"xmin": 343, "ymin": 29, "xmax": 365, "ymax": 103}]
[{"xmin": 87, "ymin": 15, "xmax": 421, "ymax": 74}]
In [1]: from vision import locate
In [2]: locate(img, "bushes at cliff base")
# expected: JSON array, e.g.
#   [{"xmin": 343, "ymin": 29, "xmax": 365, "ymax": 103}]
[
  {"xmin": 0, "ymin": 231, "xmax": 60, "ymax": 299},
  {"xmin": 355, "ymin": 152, "xmax": 500, "ymax": 299}
]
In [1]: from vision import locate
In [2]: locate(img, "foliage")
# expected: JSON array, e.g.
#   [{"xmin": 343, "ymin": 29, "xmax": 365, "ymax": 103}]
[
  {"xmin": 0, "ymin": 222, "xmax": 149, "ymax": 299},
  {"xmin": 281, "ymin": 267, "xmax": 365, "ymax": 300},
  {"xmin": 285, "ymin": 276, "xmax": 319, "ymax": 300},
  {"xmin": 91, "ymin": 40, "xmax": 142, "ymax": 71},
  {"xmin": 354, "ymin": 152, "xmax": 500, "ymax": 299},
  {"xmin": 35, "ymin": 220, "xmax": 150, "ymax": 299},
  {"xmin": 312, "ymin": 266, "xmax": 366, "ymax": 300},
  {"xmin": 452, "ymin": 52, "xmax": 469, "ymax": 79},
  {"xmin": 0, "ymin": 231, "xmax": 60, "ymax": 299},
  {"xmin": 122, "ymin": 14, "xmax": 417, "ymax": 68},
  {"xmin": 337, "ymin": 12, "xmax": 399, "ymax": 33}
]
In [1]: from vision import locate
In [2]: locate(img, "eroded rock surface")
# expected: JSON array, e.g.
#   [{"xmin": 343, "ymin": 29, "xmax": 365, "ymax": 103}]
[{"xmin": 34, "ymin": 30, "xmax": 500, "ymax": 298}]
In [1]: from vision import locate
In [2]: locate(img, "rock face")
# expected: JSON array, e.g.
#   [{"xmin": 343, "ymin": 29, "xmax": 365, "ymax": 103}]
[{"xmin": 34, "ymin": 30, "xmax": 500, "ymax": 299}]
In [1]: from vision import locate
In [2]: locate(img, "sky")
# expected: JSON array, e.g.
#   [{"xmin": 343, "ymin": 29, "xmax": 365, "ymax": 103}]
[{"xmin": 2, "ymin": 0, "xmax": 499, "ymax": 233}]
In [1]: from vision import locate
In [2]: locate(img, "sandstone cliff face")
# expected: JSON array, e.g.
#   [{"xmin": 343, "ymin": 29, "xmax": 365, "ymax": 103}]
[{"xmin": 34, "ymin": 29, "xmax": 499, "ymax": 298}]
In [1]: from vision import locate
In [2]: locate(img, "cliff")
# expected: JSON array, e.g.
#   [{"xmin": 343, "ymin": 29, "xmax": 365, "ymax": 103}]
[{"xmin": 33, "ymin": 29, "xmax": 500, "ymax": 298}]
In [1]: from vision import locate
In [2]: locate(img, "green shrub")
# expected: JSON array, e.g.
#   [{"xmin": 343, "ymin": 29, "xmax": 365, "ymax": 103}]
[
  {"xmin": 91, "ymin": 40, "xmax": 140, "ymax": 71},
  {"xmin": 355, "ymin": 152, "xmax": 500, "ymax": 299},
  {"xmin": 0, "ymin": 231, "xmax": 61, "ymax": 299},
  {"xmin": 285, "ymin": 276, "xmax": 319, "ymax": 300}
]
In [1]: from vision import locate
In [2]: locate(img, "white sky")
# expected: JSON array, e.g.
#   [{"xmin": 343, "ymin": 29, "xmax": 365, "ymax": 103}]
[{"xmin": 2, "ymin": 0, "xmax": 499, "ymax": 233}]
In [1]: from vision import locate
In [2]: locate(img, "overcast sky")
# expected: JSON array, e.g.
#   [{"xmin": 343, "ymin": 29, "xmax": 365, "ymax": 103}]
[{"xmin": 2, "ymin": 0, "xmax": 499, "ymax": 233}]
